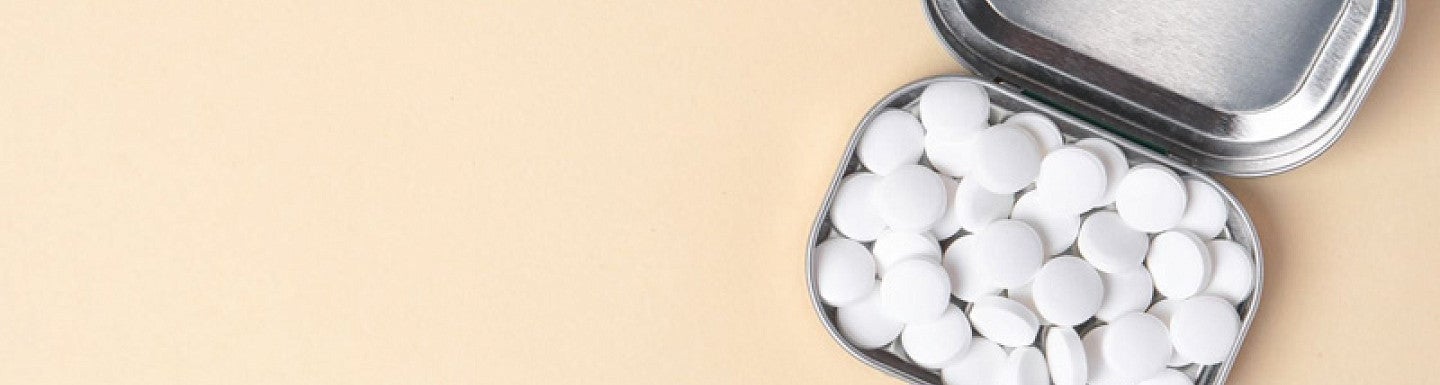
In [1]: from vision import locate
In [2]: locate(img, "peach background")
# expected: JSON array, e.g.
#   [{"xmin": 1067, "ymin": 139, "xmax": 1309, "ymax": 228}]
[{"xmin": 1, "ymin": 1, "xmax": 1436, "ymax": 384}]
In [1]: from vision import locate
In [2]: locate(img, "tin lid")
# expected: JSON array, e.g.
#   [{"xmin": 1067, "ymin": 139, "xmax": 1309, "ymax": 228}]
[{"xmin": 925, "ymin": 0, "xmax": 1404, "ymax": 176}]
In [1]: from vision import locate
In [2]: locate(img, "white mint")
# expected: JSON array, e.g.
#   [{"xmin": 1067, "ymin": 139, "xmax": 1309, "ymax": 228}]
[
  {"xmin": 1138, "ymin": 369, "xmax": 1191, "ymax": 385},
  {"xmin": 931, "ymin": 178, "xmax": 965, "ymax": 239},
  {"xmin": 1007, "ymin": 281, "xmax": 1038, "ymax": 319},
  {"xmin": 972, "ymin": 125, "xmax": 1043, "ymax": 194},
  {"xmin": 970, "ymin": 295, "xmax": 1040, "ymax": 348},
  {"xmin": 999, "ymin": 346, "xmax": 1051, "ymax": 385},
  {"xmin": 858, "ymin": 109, "xmax": 925, "ymax": 175},
  {"xmin": 1147, "ymin": 230, "xmax": 1213, "ymax": 300},
  {"xmin": 972, "ymin": 219, "xmax": 1045, "ymax": 289},
  {"xmin": 1034, "ymin": 146, "xmax": 1108, "ymax": 215},
  {"xmin": 1103, "ymin": 313, "xmax": 1172, "ymax": 381},
  {"xmin": 1176, "ymin": 179, "xmax": 1229, "ymax": 238},
  {"xmin": 1170, "ymin": 296, "xmax": 1240, "ymax": 365},
  {"xmin": 901, "ymin": 305, "xmax": 974, "ymax": 370},
  {"xmin": 1116, "ymin": 164, "xmax": 1187, "ymax": 232},
  {"xmin": 943, "ymin": 337, "xmax": 1007, "ymax": 385},
  {"xmin": 829, "ymin": 172, "xmax": 886, "ymax": 241},
  {"xmin": 1073, "ymin": 138, "xmax": 1129, "ymax": 206},
  {"xmin": 951, "ymin": 176, "xmax": 1016, "ymax": 233},
  {"xmin": 1146, "ymin": 299, "xmax": 1179, "ymax": 323},
  {"xmin": 1078, "ymin": 211, "xmax": 1149, "ymax": 273},
  {"xmin": 1095, "ymin": 268, "xmax": 1155, "ymax": 322},
  {"xmin": 872, "ymin": 231, "xmax": 942, "ymax": 276},
  {"xmin": 1147, "ymin": 299, "xmax": 1188, "ymax": 367},
  {"xmin": 1204, "ymin": 239, "xmax": 1256, "ymax": 305},
  {"xmin": 814, "ymin": 238, "xmax": 877, "ymax": 307},
  {"xmin": 873, "ymin": 165, "xmax": 948, "ymax": 232},
  {"xmin": 1046, "ymin": 327, "xmax": 1088, "ymax": 385},
  {"xmin": 879, "ymin": 258, "xmax": 952, "ymax": 323},
  {"xmin": 1031, "ymin": 256, "xmax": 1104, "ymax": 326},
  {"xmin": 837, "ymin": 288, "xmax": 904, "ymax": 349},
  {"xmin": 1005, "ymin": 112, "xmax": 1064, "ymax": 152},
  {"xmin": 926, "ymin": 132, "xmax": 976, "ymax": 178},
  {"xmin": 1082, "ymin": 326, "xmax": 1117, "ymax": 384},
  {"xmin": 942, "ymin": 236, "xmax": 1002, "ymax": 301},
  {"xmin": 1011, "ymin": 192, "xmax": 1081, "ymax": 256},
  {"xmin": 919, "ymin": 81, "xmax": 990, "ymax": 141}
]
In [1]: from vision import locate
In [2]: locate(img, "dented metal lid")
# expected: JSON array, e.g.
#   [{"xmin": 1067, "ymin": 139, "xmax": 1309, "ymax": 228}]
[{"xmin": 925, "ymin": 0, "xmax": 1404, "ymax": 176}]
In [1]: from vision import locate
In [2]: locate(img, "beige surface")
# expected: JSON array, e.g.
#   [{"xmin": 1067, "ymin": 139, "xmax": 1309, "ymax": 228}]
[{"xmin": 0, "ymin": 1, "xmax": 1436, "ymax": 384}]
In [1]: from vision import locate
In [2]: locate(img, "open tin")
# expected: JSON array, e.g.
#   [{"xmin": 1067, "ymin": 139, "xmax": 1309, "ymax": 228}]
[{"xmin": 807, "ymin": 1, "xmax": 1403, "ymax": 384}]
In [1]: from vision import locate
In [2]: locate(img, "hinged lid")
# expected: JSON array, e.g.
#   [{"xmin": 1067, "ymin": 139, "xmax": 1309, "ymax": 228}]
[{"xmin": 926, "ymin": 0, "xmax": 1404, "ymax": 176}]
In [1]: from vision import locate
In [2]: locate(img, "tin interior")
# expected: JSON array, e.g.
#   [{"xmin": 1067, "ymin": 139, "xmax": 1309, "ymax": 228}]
[
  {"xmin": 924, "ymin": 0, "xmax": 1404, "ymax": 176},
  {"xmin": 807, "ymin": 76, "xmax": 1264, "ymax": 385}
]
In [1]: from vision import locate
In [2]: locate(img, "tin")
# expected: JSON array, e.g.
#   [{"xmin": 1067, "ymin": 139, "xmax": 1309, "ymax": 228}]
[{"xmin": 808, "ymin": 1, "xmax": 1402, "ymax": 383}]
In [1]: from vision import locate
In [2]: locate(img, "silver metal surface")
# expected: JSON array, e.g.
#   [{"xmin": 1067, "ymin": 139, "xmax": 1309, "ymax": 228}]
[
  {"xmin": 924, "ymin": 0, "xmax": 1404, "ymax": 176},
  {"xmin": 807, "ymin": 76, "xmax": 1263, "ymax": 385}
]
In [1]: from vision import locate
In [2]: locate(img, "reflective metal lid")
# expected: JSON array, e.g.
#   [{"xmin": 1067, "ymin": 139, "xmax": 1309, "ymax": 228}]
[{"xmin": 925, "ymin": 0, "xmax": 1404, "ymax": 176}]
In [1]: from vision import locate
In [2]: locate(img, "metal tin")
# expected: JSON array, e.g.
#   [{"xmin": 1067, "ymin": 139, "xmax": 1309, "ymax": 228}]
[
  {"xmin": 807, "ymin": 76, "xmax": 1264, "ymax": 385},
  {"xmin": 925, "ymin": 0, "xmax": 1404, "ymax": 176},
  {"xmin": 810, "ymin": 2, "xmax": 1401, "ymax": 380}
]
